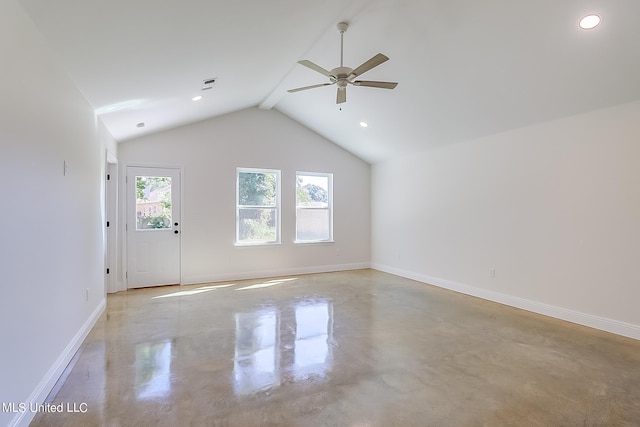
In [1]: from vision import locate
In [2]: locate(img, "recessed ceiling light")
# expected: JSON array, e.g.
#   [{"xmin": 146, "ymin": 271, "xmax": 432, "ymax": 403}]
[
  {"xmin": 579, "ymin": 14, "xmax": 601, "ymax": 30},
  {"xmin": 192, "ymin": 95, "xmax": 203, "ymax": 101},
  {"xmin": 136, "ymin": 122, "xmax": 145, "ymax": 128},
  {"xmin": 360, "ymin": 121, "xmax": 368, "ymax": 128}
]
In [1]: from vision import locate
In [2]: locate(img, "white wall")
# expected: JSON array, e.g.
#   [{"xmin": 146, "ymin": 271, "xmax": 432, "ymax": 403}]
[
  {"xmin": 0, "ymin": 1, "xmax": 115, "ymax": 426},
  {"xmin": 372, "ymin": 100, "xmax": 640, "ymax": 339},
  {"xmin": 118, "ymin": 108, "xmax": 370, "ymax": 286}
]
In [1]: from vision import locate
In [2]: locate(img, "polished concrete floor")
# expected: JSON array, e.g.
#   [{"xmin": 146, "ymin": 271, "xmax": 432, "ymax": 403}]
[{"xmin": 31, "ymin": 270, "xmax": 640, "ymax": 426}]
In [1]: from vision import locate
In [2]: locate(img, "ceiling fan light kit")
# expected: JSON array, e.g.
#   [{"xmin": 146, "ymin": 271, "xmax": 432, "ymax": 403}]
[{"xmin": 288, "ymin": 22, "xmax": 398, "ymax": 104}]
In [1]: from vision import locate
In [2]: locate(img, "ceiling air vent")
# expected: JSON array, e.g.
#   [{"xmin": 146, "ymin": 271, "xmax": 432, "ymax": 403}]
[{"xmin": 202, "ymin": 78, "xmax": 217, "ymax": 91}]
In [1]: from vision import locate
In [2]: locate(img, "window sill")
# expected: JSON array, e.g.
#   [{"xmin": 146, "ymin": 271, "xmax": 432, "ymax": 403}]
[
  {"xmin": 234, "ymin": 242, "xmax": 282, "ymax": 247},
  {"xmin": 294, "ymin": 240, "xmax": 335, "ymax": 245}
]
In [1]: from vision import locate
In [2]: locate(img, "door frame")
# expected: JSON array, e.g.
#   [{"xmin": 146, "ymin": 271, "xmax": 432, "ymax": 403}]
[
  {"xmin": 105, "ymin": 151, "xmax": 120, "ymax": 293},
  {"xmin": 123, "ymin": 163, "xmax": 184, "ymax": 289}
]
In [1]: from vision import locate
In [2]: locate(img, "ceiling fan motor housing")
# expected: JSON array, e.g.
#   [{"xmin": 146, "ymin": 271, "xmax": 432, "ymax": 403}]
[{"xmin": 331, "ymin": 66, "xmax": 354, "ymax": 88}]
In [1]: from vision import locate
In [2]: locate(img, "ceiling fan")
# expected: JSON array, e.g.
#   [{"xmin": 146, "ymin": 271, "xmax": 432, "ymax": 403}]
[{"xmin": 288, "ymin": 22, "xmax": 398, "ymax": 104}]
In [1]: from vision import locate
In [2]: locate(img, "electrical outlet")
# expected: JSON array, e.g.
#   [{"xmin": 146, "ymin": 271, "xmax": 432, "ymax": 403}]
[{"xmin": 489, "ymin": 268, "xmax": 496, "ymax": 278}]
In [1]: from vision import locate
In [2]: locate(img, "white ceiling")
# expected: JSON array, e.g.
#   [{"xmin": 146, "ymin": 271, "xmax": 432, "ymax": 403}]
[{"xmin": 19, "ymin": 0, "xmax": 640, "ymax": 163}]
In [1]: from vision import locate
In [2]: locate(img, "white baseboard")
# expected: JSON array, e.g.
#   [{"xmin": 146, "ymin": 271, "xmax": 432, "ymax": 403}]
[
  {"xmin": 371, "ymin": 263, "xmax": 640, "ymax": 341},
  {"xmin": 182, "ymin": 262, "xmax": 371, "ymax": 286},
  {"xmin": 10, "ymin": 299, "xmax": 106, "ymax": 427}
]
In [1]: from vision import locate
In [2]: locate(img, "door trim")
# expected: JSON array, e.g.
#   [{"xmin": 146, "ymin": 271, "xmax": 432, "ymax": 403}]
[{"xmin": 105, "ymin": 151, "xmax": 120, "ymax": 293}]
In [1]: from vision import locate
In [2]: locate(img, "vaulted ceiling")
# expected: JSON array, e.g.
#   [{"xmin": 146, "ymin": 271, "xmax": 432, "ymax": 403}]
[{"xmin": 19, "ymin": 0, "xmax": 640, "ymax": 163}]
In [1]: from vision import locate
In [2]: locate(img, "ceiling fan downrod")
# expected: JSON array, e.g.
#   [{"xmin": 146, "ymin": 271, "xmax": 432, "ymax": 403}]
[{"xmin": 337, "ymin": 22, "xmax": 348, "ymax": 68}]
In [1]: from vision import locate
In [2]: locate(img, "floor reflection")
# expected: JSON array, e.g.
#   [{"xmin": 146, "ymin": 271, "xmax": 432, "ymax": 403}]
[
  {"xmin": 233, "ymin": 300, "xmax": 333, "ymax": 395},
  {"xmin": 233, "ymin": 309, "xmax": 281, "ymax": 395},
  {"xmin": 294, "ymin": 302, "xmax": 333, "ymax": 380},
  {"xmin": 134, "ymin": 341, "xmax": 172, "ymax": 400}
]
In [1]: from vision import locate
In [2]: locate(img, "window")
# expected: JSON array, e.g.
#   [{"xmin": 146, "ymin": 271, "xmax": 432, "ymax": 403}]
[
  {"xmin": 236, "ymin": 168, "xmax": 280, "ymax": 245},
  {"xmin": 296, "ymin": 172, "xmax": 333, "ymax": 242},
  {"xmin": 135, "ymin": 176, "xmax": 172, "ymax": 230}
]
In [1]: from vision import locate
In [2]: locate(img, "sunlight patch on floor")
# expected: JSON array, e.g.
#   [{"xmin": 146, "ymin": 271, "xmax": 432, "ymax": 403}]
[
  {"xmin": 152, "ymin": 284, "xmax": 235, "ymax": 299},
  {"xmin": 235, "ymin": 278, "xmax": 298, "ymax": 291}
]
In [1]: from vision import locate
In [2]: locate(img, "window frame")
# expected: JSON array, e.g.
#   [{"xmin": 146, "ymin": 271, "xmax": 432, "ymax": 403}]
[
  {"xmin": 295, "ymin": 171, "xmax": 333, "ymax": 244},
  {"xmin": 236, "ymin": 167, "xmax": 281, "ymax": 246}
]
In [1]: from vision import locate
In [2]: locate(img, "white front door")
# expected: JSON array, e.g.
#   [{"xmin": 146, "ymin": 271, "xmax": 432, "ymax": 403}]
[{"xmin": 127, "ymin": 166, "xmax": 181, "ymax": 288}]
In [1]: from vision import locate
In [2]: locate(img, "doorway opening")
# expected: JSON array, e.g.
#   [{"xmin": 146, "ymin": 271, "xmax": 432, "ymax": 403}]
[{"xmin": 126, "ymin": 166, "xmax": 182, "ymax": 288}]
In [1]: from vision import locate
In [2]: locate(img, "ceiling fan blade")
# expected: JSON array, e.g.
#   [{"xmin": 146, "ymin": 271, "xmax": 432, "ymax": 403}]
[
  {"xmin": 353, "ymin": 80, "xmax": 398, "ymax": 89},
  {"xmin": 298, "ymin": 60, "xmax": 335, "ymax": 79},
  {"xmin": 288, "ymin": 83, "xmax": 334, "ymax": 93},
  {"xmin": 336, "ymin": 88, "xmax": 346, "ymax": 104},
  {"xmin": 348, "ymin": 53, "xmax": 389, "ymax": 79}
]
